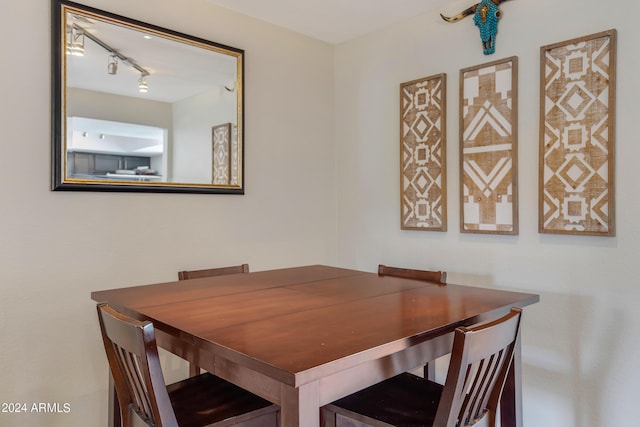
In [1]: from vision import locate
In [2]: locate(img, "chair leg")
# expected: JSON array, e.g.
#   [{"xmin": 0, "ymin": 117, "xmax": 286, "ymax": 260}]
[{"xmin": 108, "ymin": 374, "xmax": 122, "ymax": 427}]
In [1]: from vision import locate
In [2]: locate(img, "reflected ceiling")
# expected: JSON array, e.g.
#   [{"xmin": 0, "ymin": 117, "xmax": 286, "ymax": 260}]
[{"xmin": 66, "ymin": 12, "xmax": 237, "ymax": 103}]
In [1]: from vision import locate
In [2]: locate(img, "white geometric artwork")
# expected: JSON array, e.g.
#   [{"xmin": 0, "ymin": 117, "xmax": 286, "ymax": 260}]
[
  {"xmin": 539, "ymin": 30, "xmax": 616, "ymax": 236},
  {"xmin": 460, "ymin": 57, "xmax": 518, "ymax": 234},
  {"xmin": 212, "ymin": 123, "xmax": 232, "ymax": 185},
  {"xmin": 400, "ymin": 74, "xmax": 447, "ymax": 231}
]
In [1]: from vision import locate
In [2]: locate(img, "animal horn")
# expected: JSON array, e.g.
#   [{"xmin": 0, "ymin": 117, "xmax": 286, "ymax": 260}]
[
  {"xmin": 440, "ymin": 5, "xmax": 477, "ymax": 23},
  {"xmin": 440, "ymin": 0, "xmax": 510, "ymax": 23}
]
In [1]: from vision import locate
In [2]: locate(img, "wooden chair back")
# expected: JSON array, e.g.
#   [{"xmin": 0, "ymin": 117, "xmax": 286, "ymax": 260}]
[
  {"xmin": 379, "ymin": 264, "xmax": 447, "ymax": 379},
  {"xmin": 435, "ymin": 307, "xmax": 522, "ymax": 427},
  {"xmin": 97, "ymin": 303, "xmax": 178, "ymax": 427},
  {"xmin": 378, "ymin": 264, "xmax": 446, "ymax": 285},
  {"xmin": 178, "ymin": 263, "xmax": 249, "ymax": 376},
  {"xmin": 321, "ymin": 308, "xmax": 522, "ymax": 427},
  {"xmin": 178, "ymin": 263, "xmax": 249, "ymax": 280}
]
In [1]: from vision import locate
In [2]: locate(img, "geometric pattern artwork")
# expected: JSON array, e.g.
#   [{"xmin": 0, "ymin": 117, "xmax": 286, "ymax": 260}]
[
  {"xmin": 212, "ymin": 123, "xmax": 232, "ymax": 185},
  {"xmin": 231, "ymin": 124, "xmax": 239, "ymax": 185},
  {"xmin": 400, "ymin": 73, "xmax": 447, "ymax": 231},
  {"xmin": 460, "ymin": 57, "xmax": 518, "ymax": 234},
  {"xmin": 539, "ymin": 30, "xmax": 617, "ymax": 236}
]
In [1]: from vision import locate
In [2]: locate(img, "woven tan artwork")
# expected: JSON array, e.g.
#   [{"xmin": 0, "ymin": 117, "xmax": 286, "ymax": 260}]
[
  {"xmin": 400, "ymin": 74, "xmax": 447, "ymax": 231},
  {"xmin": 539, "ymin": 30, "xmax": 616, "ymax": 236},
  {"xmin": 212, "ymin": 123, "xmax": 231, "ymax": 184},
  {"xmin": 230, "ymin": 124, "xmax": 239, "ymax": 185},
  {"xmin": 460, "ymin": 57, "xmax": 518, "ymax": 234}
]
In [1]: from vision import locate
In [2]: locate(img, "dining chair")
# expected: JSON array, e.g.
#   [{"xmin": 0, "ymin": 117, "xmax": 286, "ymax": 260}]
[
  {"xmin": 321, "ymin": 307, "xmax": 522, "ymax": 427},
  {"xmin": 96, "ymin": 303, "xmax": 278, "ymax": 427},
  {"xmin": 378, "ymin": 264, "xmax": 447, "ymax": 379},
  {"xmin": 378, "ymin": 264, "xmax": 446, "ymax": 285},
  {"xmin": 178, "ymin": 263, "xmax": 249, "ymax": 376},
  {"xmin": 178, "ymin": 263, "xmax": 250, "ymax": 280}
]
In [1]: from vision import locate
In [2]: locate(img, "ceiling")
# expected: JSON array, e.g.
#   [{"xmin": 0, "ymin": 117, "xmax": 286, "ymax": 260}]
[{"xmin": 205, "ymin": 0, "xmax": 451, "ymax": 44}]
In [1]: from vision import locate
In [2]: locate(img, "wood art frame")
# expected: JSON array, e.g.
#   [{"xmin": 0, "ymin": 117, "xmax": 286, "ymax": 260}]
[
  {"xmin": 212, "ymin": 122, "xmax": 232, "ymax": 185},
  {"xmin": 400, "ymin": 74, "xmax": 447, "ymax": 231},
  {"xmin": 539, "ymin": 30, "xmax": 617, "ymax": 236},
  {"xmin": 460, "ymin": 56, "xmax": 518, "ymax": 234}
]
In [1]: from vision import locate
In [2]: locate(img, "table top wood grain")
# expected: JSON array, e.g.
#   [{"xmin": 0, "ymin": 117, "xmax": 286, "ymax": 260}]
[{"xmin": 91, "ymin": 265, "xmax": 539, "ymax": 388}]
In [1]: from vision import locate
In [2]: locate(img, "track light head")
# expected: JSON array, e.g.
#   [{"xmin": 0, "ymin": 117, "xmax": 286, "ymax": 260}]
[
  {"xmin": 107, "ymin": 54, "xmax": 118, "ymax": 75},
  {"xmin": 138, "ymin": 74, "xmax": 148, "ymax": 93}
]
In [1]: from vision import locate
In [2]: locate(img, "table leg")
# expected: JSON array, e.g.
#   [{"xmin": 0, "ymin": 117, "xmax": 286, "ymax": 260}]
[
  {"xmin": 280, "ymin": 382, "xmax": 320, "ymax": 427},
  {"xmin": 108, "ymin": 373, "xmax": 121, "ymax": 427},
  {"xmin": 500, "ymin": 330, "xmax": 523, "ymax": 427},
  {"xmin": 423, "ymin": 362, "xmax": 436, "ymax": 381}
]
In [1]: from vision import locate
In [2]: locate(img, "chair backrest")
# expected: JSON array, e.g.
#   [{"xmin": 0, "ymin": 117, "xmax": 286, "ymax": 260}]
[
  {"xmin": 378, "ymin": 264, "xmax": 447, "ymax": 285},
  {"xmin": 178, "ymin": 263, "xmax": 250, "ymax": 377},
  {"xmin": 434, "ymin": 308, "xmax": 522, "ymax": 427},
  {"xmin": 178, "ymin": 263, "xmax": 249, "ymax": 280},
  {"xmin": 96, "ymin": 303, "xmax": 178, "ymax": 427}
]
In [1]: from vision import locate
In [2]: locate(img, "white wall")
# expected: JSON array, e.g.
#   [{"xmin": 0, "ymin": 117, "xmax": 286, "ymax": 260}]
[
  {"xmin": 3, "ymin": 0, "xmax": 638, "ymax": 425},
  {"xmin": 334, "ymin": 0, "xmax": 640, "ymax": 426},
  {"xmin": 67, "ymin": 87, "xmax": 173, "ymax": 130},
  {"xmin": 172, "ymin": 87, "xmax": 236, "ymax": 183},
  {"xmin": 0, "ymin": 0, "xmax": 335, "ymax": 426}
]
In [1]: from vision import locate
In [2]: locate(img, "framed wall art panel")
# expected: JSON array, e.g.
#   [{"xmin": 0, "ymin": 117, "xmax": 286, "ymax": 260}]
[
  {"xmin": 212, "ymin": 123, "xmax": 232, "ymax": 185},
  {"xmin": 460, "ymin": 56, "xmax": 518, "ymax": 235},
  {"xmin": 400, "ymin": 73, "xmax": 447, "ymax": 231},
  {"xmin": 539, "ymin": 30, "xmax": 616, "ymax": 236}
]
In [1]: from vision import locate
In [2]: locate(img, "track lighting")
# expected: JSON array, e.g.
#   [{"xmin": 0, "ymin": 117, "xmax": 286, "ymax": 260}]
[
  {"xmin": 69, "ymin": 26, "xmax": 85, "ymax": 56},
  {"xmin": 107, "ymin": 54, "xmax": 118, "ymax": 75},
  {"xmin": 68, "ymin": 22, "xmax": 151, "ymax": 94},
  {"xmin": 138, "ymin": 74, "xmax": 149, "ymax": 93}
]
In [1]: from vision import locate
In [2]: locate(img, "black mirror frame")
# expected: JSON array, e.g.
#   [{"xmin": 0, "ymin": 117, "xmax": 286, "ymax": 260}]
[{"xmin": 51, "ymin": 0, "xmax": 245, "ymax": 194}]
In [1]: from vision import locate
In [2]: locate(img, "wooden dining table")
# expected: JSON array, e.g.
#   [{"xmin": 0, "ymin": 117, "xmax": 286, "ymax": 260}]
[{"xmin": 91, "ymin": 265, "xmax": 539, "ymax": 427}]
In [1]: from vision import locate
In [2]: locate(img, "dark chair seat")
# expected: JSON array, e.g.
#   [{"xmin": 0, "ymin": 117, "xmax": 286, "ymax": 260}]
[
  {"xmin": 168, "ymin": 374, "xmax": 277, "ymax": 427},
  {"xmin": 96, "ymin": 303, "xmax": 278, "ymax": 427},
  {"xmin": 327, "ymin": 372, "xmax": 444, "ymax": 426},
  {"xmin": 322, "ymin": 308, "xmax": 523, "ymax": 427}
]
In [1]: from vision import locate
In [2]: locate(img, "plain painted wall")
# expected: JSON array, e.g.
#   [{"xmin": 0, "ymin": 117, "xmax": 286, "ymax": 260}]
[
  {"xmin": 172, "ymin": 87, "xmax": 236, "ymax": 183},
  {"xmin": 334, "ymin": 0, "xmax": 640, "ymax": 426},
  {"xmin": 0, "ymin": 0, "xmax": 335, "ymax": 426},
  {"xmin": 3, "ymin": 0, "xmax": 639, "ymax": 426}
]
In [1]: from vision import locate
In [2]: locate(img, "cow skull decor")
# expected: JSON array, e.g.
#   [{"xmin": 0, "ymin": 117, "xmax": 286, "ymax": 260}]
[{"xmin": 441, "ymin": 0, "xmax": 510, "ymax": 55}]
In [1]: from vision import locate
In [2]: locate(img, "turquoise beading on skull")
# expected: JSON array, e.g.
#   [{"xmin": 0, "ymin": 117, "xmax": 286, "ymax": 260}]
[{"xmin": 440, "ymin": 0, "xmax": 509, "ymax": 55}]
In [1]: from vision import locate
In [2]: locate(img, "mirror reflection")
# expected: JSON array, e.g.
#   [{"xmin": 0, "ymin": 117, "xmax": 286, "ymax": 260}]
[{"xmin": 53, "ymin": 0, "xmax": 244, "ymax": 193}]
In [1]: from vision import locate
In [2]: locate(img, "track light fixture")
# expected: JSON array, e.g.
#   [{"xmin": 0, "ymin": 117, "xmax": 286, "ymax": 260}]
[
  {"xmin": 67, "ymin": 26, "xmax": 85, "ymax": 56},
  {"xmin": 68, "ymin": 22, "xmax": 150, "ymax": 93},
  {"xmin": 107, "ymin": 54, "xmax": 118, "ymax": 75},
  {"xmin": 138, "ymin": 73, "xmax": 149, "ymax": 93}
]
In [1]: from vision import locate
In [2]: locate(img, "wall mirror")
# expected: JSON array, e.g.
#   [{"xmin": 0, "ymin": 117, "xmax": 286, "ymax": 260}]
[{"xmin": 52, "ymin": 0, "xmax": 244, "ymax": 193}]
